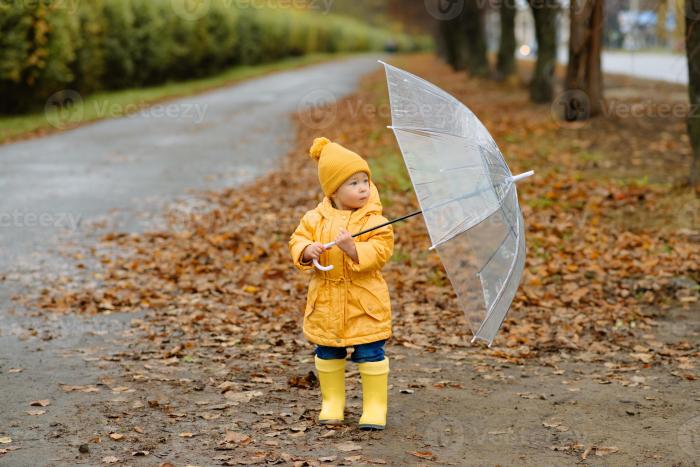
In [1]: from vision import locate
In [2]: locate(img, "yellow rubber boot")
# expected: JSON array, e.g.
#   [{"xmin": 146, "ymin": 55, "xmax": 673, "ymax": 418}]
[
  {"xmin": 357, "ymin": 357, "xmax": 389, "ymax": 430},
  {"xmin": 314, "ymin": 355, "xmax": 346, "ymax": 425}
]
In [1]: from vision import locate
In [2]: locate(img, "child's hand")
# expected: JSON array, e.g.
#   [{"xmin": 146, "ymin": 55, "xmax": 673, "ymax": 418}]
[
  {"xmin": 335, "ymin": 228, "xmax": 356, "ymax": 256},
  {"xmin": 302, "ymin": 242, "xmax": 326, "ymax": 263}
]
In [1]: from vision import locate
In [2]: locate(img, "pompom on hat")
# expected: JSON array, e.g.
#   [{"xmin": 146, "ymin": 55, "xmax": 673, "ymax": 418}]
[{"xmin": 309, "ymin": 137, "xmax": 372, "ymax": 197}]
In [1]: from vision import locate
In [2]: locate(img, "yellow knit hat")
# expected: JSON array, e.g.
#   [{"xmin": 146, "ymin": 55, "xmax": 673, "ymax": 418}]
[{"xmin": 309, "ymin": 137, "xmax": 372, "ymax": 197}]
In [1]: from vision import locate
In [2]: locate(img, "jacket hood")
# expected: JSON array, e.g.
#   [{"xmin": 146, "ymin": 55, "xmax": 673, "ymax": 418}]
[{"xmin": 316, "ymin": 180, "xmax": 383, "ymax": 220}]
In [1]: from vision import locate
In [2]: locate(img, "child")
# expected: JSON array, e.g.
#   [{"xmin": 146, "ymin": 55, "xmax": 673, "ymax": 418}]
[{"xmin": 288, "ymin": 137, "xmax": 394, "ymax": 430}]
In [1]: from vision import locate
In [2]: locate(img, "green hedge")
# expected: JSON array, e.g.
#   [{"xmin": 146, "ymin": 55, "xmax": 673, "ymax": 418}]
[{"xmin": 0, "ymin": 0, "xmax": 428, "ymax": 114}]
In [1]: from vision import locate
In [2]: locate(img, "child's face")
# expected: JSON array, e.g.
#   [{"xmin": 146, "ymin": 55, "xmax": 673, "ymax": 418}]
[{"xmin": 331, "ymin": 171, "xmax": 370, "ymax": 210}]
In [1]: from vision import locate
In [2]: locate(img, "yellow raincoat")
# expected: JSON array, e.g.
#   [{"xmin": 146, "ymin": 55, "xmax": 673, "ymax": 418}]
[{"xmin": 289, "ymin": 180, "xmax": 394, "ymax": 347}]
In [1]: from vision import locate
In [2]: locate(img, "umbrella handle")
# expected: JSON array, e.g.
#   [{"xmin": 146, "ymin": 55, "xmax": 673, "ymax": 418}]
[{"xmin": 312, "ymin": 241, "xmax": 337, "ymax": 271}]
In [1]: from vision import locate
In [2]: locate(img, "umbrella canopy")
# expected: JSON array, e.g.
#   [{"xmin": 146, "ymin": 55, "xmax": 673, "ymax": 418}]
[{"xmin": 379, "ymin": 60, "xmax": 533, "ymax": 346}]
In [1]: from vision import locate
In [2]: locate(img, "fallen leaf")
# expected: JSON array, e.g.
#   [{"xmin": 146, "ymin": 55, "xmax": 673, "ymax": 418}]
[
  {"xmin": 595, "ymin": 446, "xmax": 620, "ymax": 456},
  {"xmin": 337, "ymin": 441, "xmax": 362, "ymax": 452},
  {"xmin": 60, "ymin": 384, "xmax": 100, "ymax": 393},
  {"xmin": 29, "ymin": 399, "xmax": 50, "ymax": 407},
  {"xmin": 630, "ymin": 353, "xmax": 653, "ymax": 364},
  {"xmin": 223, "ymin": 431, "xmax": 252, "ymax": 445},
  {"xmin": 111, "ymin": 386, "xmax": 132, "ymax": 393},
  {"xmin": 223, "ymin": 390, "xmax": 262, "ymax": 403},
  {"xmin": 407, "ymin": 451, "xmax": 436, "ymax": 460}
]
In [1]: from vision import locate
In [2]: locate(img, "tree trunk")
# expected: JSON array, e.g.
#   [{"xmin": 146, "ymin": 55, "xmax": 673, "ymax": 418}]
[
  {"xmin": 562, "ymin": 0, "xmax": 604, "ymax": 120},
  {"xmin": 459, "ymin": 0, "xmax": 490, "ymax": 77},
  {"xmin": 674, "ymin": 0, "xmax": 686, "ymax": 51},
  {"xmin": 438, "ymin": 15, "xmax": 466, "ymax": 71},
  {"xmin": 564, "ymin": 0, "xmax": 604, "ymax": 118},
  {"xmin": 435, "ymin": 0, "xmax": 489, "ymax": 77},
  {"xmin": 685, "ymin": 0, "xmax": 700, "ymax": 188},
  {"xmin": 528, "ymin": 0, "xmax": 559, "ymax": 103},
  {"xmin": 496, "ymin": 0, "xmax": 517, "ymax": 79}
]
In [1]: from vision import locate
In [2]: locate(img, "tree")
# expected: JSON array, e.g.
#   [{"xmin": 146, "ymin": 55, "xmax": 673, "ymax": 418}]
[
  {"xmin": 564, "ymin": 0, "xmax": 604, "ymax": 118},
  {"xmin": 496, "ymin": 0, "xmax": 517, "ymax": 80},
  {"xmin": 461, "ymin": 0, "xmax": 490, "ymax": 77},
  {"xmin": 437, "ymin": 12, "xmax": 467, "ymax": 70},
  {"xmin": 685, "ymin": 0, "xmax": 700, "ymax": 188},
  {"xmin": 527, "ymin": 0, "xmax": 559, "ymax": 103},
  {"xmin": 434, "ymin": 0, "xmax": 489, "ymax": 77}
]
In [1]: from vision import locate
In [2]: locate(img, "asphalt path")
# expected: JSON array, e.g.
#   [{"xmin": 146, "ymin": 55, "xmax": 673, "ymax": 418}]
[{"xmin": 0, "ymin": 53, "xmax": 385, "ymax": 465}]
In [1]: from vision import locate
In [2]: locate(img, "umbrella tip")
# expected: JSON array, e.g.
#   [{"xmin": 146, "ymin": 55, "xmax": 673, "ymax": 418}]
[{"xmin": 509, "ymin": 170, "xmax": 535, "ymax": 183}]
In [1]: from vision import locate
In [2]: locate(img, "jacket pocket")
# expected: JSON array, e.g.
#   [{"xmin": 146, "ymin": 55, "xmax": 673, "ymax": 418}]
[
  {"xmin": 305, "ymin": 280, "xmax": 320, "ymax": 317},
  {"xmin": 350, "ymin": 282, "xmax": 387, "ymax": 321}
]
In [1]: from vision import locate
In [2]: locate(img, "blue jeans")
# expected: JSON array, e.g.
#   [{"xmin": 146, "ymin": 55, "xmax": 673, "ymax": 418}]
[{"xmin": 315, "ymin": 339, "xmax": 386, "ymax": 363}]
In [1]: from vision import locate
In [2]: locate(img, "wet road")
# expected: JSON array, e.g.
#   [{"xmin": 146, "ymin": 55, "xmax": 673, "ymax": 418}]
[
  {"xmin": 600, "ymin": 51, "xmax": 688, "ymax": 85},
  {"xmin": 0, "ymin": 53, "xmax": 384, "ymax": 465},
  {"xmin": 521, "ymin": 48, "xmax": 688, "ymax": 84}
]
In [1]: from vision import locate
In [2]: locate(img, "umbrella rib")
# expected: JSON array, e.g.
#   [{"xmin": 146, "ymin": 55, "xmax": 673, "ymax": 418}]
[
  {"xmin": 481, "ymin": 183, "xmax": 519, "ymax": 248},
  {"xmin": 389, "ymin": 125, "xmax": 463, "ymax": 139},
  {"xmin": 412, "ymin": 168, "xmax": 505, "ymax": 188},
  {"xmin": 472, "ymin": 211, "xmax": 523, "ymax": 345},
  {"xmin": 381, "ymin": 60, "xmax": 461, "ymax": 101},
  {"xmin": 386, "ymin": 73, "xmax": 462, "ymax": 109},
  {"xmin": 476, "ymin": 215, "xmax": 515, "ymax": 277},
  {"xmin": 438, "ymin": 163, "xmax": 495, "ymax": 173}
]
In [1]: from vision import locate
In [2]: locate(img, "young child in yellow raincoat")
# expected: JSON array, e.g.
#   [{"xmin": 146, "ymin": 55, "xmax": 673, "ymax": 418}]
[{"xmin": 288, "ymin": 137, "xmax": 394, "ymax": 430}]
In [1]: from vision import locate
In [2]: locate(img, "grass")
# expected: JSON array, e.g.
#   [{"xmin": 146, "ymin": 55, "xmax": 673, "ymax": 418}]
[
  {"xmin": 525, "ymin": 197, "xmax": 554, "ymax": 209},
  {"xmin": 368, "ymin": 146, "xmax": 413, "ymax": 208},
  {"xmin": 0, "ymin": 52, "xmax": 358, "ymax": 145},
  {"xmin": 390, "ymin": 246, "xmax": 412, "ymax": 264}
]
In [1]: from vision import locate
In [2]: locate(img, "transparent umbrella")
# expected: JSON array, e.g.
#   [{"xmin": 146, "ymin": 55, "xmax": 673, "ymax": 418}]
[
  {"xmin": 379, "ymin": 60, "xmax": 533, "ymax": 346},
  {"xmin": 311, "ymin": 61, "xmax": 534, "ymax": 346}
]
